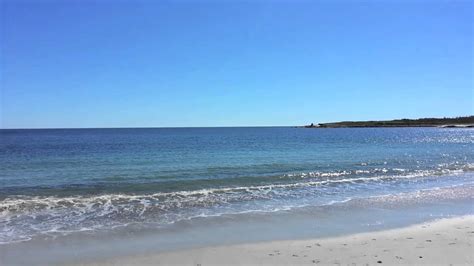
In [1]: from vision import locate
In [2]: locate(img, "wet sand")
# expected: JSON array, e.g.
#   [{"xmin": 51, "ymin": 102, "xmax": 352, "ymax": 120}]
[{"xmin": 73, "ymin": 215, "xmax": 474, "ymax": 265}]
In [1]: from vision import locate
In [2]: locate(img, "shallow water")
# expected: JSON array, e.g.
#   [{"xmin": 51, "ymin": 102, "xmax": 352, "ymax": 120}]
[{"xmin": 0, "ymin": 127, "xmax": 473, "ymax": 250}]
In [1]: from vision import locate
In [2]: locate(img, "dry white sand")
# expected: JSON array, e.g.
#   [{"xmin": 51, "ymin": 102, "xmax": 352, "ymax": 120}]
[{"xmin": 75, "ymin": 215, "xmax": 474, "ymax": 265}]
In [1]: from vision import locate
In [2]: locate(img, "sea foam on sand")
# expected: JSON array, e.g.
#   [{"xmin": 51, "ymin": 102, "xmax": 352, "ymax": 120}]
[{"xmin": 72, "ymin": 215, "xmax": 474, "ymax": 265}]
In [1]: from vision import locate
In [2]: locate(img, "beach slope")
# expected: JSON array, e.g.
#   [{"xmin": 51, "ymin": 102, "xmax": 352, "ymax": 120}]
[{"xmin": 74, "ymin": 215, "xmax": 474, "ymax": 265}]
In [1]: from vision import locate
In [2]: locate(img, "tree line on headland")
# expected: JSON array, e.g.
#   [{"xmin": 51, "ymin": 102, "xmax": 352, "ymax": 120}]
[{"xmin": 303, "ymin": 116, "xmax": 474, "ymax": 128}]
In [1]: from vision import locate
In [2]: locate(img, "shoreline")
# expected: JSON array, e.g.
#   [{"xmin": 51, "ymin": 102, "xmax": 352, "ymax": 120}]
[
  {"xmin": 71, "ymin": 215, "xmax": 474, "ymax": 265},
  {"xmin": 2, "ymin": 184, "xmax": 472, "ymax": 265},
  {"xmin": 303, "ymin": 116, "xmax": 474, "ymax": 128}
]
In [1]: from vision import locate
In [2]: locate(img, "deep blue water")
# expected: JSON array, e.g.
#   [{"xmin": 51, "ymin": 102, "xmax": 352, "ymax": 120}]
[{"xmin": 0, "ymin": 127, "xmax": 473, "ymax": 244}]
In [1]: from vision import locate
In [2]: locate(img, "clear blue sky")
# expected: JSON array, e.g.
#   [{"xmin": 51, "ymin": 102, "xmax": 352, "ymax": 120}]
[{"xmin": 1, "ymin": 1, "xmax": 472, "ymax": 128}]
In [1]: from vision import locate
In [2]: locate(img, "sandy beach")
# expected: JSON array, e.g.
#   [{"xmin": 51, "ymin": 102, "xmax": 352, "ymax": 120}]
[{"xmin": 71, "ymin": 215, "xmax": 474, "ymax": 265}]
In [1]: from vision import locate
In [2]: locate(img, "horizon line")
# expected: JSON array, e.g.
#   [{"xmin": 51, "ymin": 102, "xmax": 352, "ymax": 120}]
[
  {"xmin": 2, "ymin": 115, "xmax": 472, "ymax": 130},
  {"xmin": 0, "ymin": 125, "xmax": 295, "ymax": 130}
]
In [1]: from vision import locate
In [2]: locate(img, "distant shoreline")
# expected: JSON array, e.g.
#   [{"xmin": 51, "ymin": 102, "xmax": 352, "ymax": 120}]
[{"xmin": 302, "ymin": 116, "xmax": 474, "ymax": 128}]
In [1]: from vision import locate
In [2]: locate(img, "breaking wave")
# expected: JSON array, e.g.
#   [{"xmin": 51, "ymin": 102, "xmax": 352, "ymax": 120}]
[{"xmin": 1, "ymin": 165, "xmax": 473, "ymax": 244}]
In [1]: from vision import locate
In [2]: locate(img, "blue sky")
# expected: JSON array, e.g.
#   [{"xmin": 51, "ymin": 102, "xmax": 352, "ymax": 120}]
[{"xmin": 1, "ymin": 1, "xmax": 472, "ymax": 128}]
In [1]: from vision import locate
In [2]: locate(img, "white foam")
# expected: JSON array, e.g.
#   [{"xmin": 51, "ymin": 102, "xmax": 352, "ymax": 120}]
[{"xmin": 1, "ymin": 166, "xmax": 472, "ymax": 244}]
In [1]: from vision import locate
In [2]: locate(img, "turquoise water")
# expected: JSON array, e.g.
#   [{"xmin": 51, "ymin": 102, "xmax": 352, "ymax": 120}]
[{"xmin": 0, "ymin": 127, "xmax": 473, "ymax": 244}]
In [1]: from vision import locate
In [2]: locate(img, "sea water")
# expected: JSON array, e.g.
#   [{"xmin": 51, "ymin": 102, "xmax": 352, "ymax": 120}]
[{"xmin": 0, "ymin": 127, "xmax": 473, "ymax": 263}]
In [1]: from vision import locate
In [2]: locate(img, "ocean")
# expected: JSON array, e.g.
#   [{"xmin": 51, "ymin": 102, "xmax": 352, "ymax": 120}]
[{"xmin": 1, "ymin": 127, "xmax": 473, "ymax": 261}]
